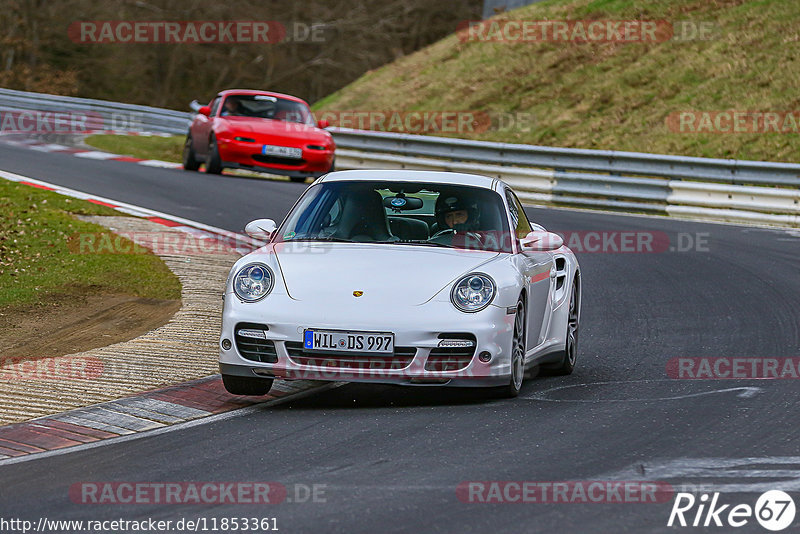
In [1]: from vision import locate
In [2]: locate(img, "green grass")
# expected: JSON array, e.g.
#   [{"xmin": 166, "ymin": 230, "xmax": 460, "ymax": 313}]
[
  {"xmin": 314, "ymin": 0, "xmax": 800, "ymax": 163},
  {"xmin": 0, "ymin": 180, "xmax": 181, "ymax": 308},
  {"xmin": 85, "ymin": 134, "xmax": 184, "ymax": 162}
]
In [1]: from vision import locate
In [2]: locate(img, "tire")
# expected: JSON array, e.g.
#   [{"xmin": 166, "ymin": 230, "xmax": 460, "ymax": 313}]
[
  {"xmin": 289, "ymin": 176, "xmax": 307, "ymax": 183},
  {"xmin": 205, "ymin": 135, "xmax": 223, "ymax": 174},
  {"xmin": 222, "ymin": 375, "xmax": 273, "ymax": 396},
  {"xmin": 182, "ymin": 134, "xmax": 201, "ymax": 171},
  {"xmin": 496, "ymin": 296, "xmax": 526, "ymax": 398},
  {"xmin": 547, "ymin": 279, "xmax": 580, "ymax": 376}
]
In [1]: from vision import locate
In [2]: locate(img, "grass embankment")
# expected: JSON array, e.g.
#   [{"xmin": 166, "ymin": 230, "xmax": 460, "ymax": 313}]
[
  {"xmin": 0, "ymin": 179, "xmax": 181, "ymax": 308},
  {"xmin": 314, "ymin": 0, "xmax": 800, "ymax": 162},
  {"xmin": 85, "ymin": 134, "xmax": 183, "ymax": 162}
]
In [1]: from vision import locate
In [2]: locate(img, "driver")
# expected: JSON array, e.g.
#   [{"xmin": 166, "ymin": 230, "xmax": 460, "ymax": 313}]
[
  {"xmin": 221, "ymin": 97, "xmax": 242, "ymax": 116},
  {"xmin": 435, "ymin": 194, "xmax": 479, "ymax": 233}
]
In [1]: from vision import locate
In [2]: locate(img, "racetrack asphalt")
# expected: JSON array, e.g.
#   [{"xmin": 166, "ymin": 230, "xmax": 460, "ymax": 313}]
[{"xmin": 1, "ymin": 141, "xmax": 799, "ymax": 533}]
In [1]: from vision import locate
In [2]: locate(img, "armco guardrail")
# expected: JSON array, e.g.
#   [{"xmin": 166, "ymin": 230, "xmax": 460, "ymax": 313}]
[
  {"xmin": 0, "ymin": 88, "xmax": 190, "ymax": 135},
  {"xmin": 0, "ymin": 88, "xmax": 797, "ymax": 227},
  {"xmin": 332, "ymin": 129, "xmax": 800, "ymax": 227}
]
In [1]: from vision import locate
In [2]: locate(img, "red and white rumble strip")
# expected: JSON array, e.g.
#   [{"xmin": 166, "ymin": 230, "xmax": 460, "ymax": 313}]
[
  {"xmin": 0, "ymin": 130, "xmax": 182, "ymax": 169},
  {"xmin": 0, "ymin": 377, "xmax": 328, "ymax": 463},
  {"xmin": 0, "ymin": 170, "xmax": 331, "ymax": 463},
  {"xmin": 0, "ymin": 169, "xmax": 262, "ymax": 252}
]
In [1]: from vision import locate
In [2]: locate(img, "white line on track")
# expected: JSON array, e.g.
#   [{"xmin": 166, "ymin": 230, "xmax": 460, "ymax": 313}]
[
  {"xmin": 522, "ymin": 379, "xmax": 765, "ymax": 402},
  {"xmin": 137, "ymin": 159, "xmax": 182, "ymax": 168},
  {"xmin": 72, "ymin": 150, "xmax": 121, "ymax": 160},
  {"xmin": 602, "ymin": 457, "xmax": 800, "ymax": 493}
]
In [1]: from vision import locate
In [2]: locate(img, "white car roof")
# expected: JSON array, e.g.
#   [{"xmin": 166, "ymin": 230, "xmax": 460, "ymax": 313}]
[{"xmin": 318, "ymin": 169, "xmax": 499, "ymax": 190}]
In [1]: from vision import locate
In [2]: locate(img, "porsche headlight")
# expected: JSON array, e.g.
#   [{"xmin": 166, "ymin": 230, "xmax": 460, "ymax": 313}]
[
  {"xmin": 451, "ymin": 273, "xmax": 496, "ymax": 313},
  {"xmin": 233, "ymin": 263, "xmax": 274, "ymax": 302}
]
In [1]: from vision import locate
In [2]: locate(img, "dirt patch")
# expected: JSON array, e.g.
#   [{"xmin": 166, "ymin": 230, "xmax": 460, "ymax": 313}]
[
  {"xmin": 0, "ymin": 293, "xmax": 180, "ymax": 360},
  {"xmin": 0, "ymin": 214, "xmax": 236, "ymax": 425}
]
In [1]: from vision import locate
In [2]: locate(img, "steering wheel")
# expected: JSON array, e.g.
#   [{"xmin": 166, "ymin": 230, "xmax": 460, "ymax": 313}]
[
  {"xmin": 429, "ymin": 228, "xmax": 485, "ymax": 245},
  {"xmin": 429, "ymin": 228, "xmax": 455, "ymax": 240}
]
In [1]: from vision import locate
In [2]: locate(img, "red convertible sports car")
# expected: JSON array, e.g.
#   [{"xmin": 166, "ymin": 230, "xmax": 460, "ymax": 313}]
[{"xmin": 183, "ymin": 89, "xmax": 335, "ymax": 182}]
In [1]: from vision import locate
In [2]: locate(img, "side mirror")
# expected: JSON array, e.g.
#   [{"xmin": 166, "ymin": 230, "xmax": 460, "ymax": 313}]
[
  {"xmin": 317, "ymin": 119, "xmax": 330, "ymax": 129},
  {"xmin": 244, "ymin": 219, "xmax": 277, "ymax": 240},
  {"xmin": 198, "ymin": 105, "xmax": 211, "ymax": 117},
  {"xmin": 521, "ymin": 231, "xmax": 563, "ymax": 252}
]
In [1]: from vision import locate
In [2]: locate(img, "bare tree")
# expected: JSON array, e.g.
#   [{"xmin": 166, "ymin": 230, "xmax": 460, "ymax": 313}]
[{"xmin": 0, "ymin": 0, "xmax": 481, "ymax": 108}]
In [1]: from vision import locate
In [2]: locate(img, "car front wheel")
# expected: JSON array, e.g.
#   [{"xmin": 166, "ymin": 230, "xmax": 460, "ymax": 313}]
[
  {"xmin": 205, "ymin": 135, "xmax": 223, "ymax": 174},
  {"xmin": 182, "ymin": 134, "xmax": 201, "ymax": 171},
  {"xmin": 547, "ymin": 279, "xmax": 579, "ymax": 375},
  {"xmin": 496, "ymin": 296, "xmax": 526, "ymax": 398}
]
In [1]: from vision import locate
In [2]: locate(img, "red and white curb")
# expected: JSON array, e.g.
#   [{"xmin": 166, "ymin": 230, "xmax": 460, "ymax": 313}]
[
  {"xmin": 0, "ymin": 132, "xmax": 303, "ymax": 179},
  {"xmin": 0, "ymin": 377, "xmax": 333, "ymax": 465},
  {"xmin": 0, "ymin": 169, "xmax": 265, "ymax": 253},
  {"xmin": 1, "ymin": 132, "xmax": 182, "ymax": 169},
  {"xmin": 0, "ymin": 169, "xmax": 323, "ymax": 463}
]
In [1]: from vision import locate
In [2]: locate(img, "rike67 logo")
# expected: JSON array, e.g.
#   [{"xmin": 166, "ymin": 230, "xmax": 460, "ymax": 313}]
[{"xmin": 668, "ymin": 490, "xmax": 796, "ymax": 531}]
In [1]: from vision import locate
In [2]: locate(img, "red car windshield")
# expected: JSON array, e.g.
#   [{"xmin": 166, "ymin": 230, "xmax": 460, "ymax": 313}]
[{"xmin": 220, "ymin": 95, "xmax": 315, "ymax": 125}]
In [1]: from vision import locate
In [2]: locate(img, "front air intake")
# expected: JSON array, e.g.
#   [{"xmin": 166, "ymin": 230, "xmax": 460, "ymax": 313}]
[
  {"xmin": 425, "ymin": 334, "xmax": 477, "ymax": 371},
  {"xmin": 234, "ymin": 323, "xmax": 277, "ymax": 363}
]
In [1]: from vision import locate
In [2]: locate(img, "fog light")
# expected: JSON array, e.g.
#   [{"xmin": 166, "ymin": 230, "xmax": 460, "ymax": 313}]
[
  {"xmin": 221, "ymin": 339, "xmax": 232, "ymax": 350},
  {"xmin": 478, "ymin": 351, "xmax": 492, "ymax": 363}
]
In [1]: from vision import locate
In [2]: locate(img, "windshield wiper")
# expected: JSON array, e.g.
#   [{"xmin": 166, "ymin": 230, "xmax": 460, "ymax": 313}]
[
  {"xmin": 289, "ymin": 237, "xmax": 355, "ymax": 243},
  {"xmin": 380, "ymin": 240, "xmax": 458, "ymax": 249}
]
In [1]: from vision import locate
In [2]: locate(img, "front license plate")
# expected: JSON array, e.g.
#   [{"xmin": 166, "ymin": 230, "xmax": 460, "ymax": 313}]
[
  {"xmin": 303, "ymin": 329, "xmax": 394, "ymax": 354},
  {"xmin": 262, "ymin": 145, "xmax": 303, "ymax": 159}
]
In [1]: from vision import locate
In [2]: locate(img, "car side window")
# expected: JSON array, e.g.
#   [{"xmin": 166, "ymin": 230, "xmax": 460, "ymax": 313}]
[
  {"xmin": 209, "ymin": 97, "xmax": 221, "ymax": 117},
  {"xmin": 506, "ymin": 189, "xmax": 532, "ymax": 239}
]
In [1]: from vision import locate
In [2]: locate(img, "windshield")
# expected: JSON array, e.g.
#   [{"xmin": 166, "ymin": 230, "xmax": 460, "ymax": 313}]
[
  {"xmin": 220, "ymin": 94, "xmax": 315, "ymax": 125},
  {"xmin": 275, "ymin": 180, "xmax": 512, "ymax": 252}
]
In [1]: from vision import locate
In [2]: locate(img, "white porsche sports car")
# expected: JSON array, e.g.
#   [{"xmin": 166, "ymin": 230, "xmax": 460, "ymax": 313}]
[{"xmin": 219, "ymin": 170, "xmax": 581, "ymax": 398}]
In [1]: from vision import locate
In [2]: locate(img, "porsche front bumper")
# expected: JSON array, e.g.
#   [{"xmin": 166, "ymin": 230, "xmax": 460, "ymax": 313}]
[{"xmin": 219, "ymin": 295, "xmax": 515, "ymax": 387}]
